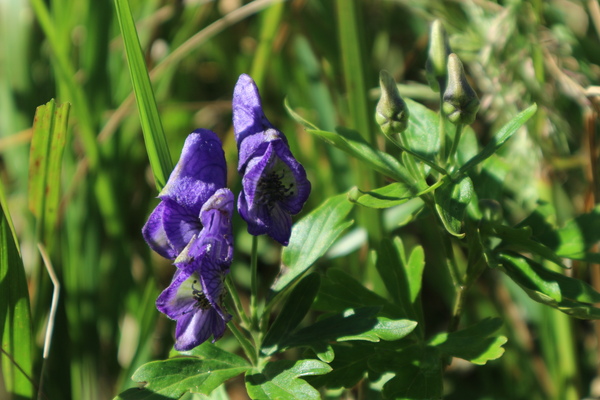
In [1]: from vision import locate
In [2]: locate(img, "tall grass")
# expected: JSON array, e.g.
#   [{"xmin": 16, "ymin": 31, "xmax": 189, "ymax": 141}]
[{"xmin": 1, "ymin": 0, "xmax": 600, "ymax": 399}]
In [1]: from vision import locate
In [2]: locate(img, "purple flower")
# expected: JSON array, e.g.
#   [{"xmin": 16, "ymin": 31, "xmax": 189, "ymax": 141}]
[
  {"xmin": 233, "ymin": 74, "xmax": 311, "ymax": 245},
  {"xmin": 142, "ymin": 129, "xmax": 228, "ymax": 260},
  {"xmin": 142, "ymin": 129, "xmax": 234, "ymax": 349},
  {"xmin": 155, "ymin": 256, "xmax": 230, "ymax": 350}
]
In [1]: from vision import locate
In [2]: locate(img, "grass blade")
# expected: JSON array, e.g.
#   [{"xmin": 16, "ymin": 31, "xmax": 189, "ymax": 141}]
[{"xmin": 114, "ymin": 0, "xmax": 173, "ymax": 190}]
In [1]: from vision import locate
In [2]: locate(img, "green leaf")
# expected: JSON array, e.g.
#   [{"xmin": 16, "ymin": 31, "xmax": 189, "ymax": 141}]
[
  {"xmin": 402, "ymin": 98, "xmax": 443, "ymax": 161},
  {"xmin": 499, "ymin": 252, "xmax": 600, "ymax": 318},
  {"xmin": 536, "ymin": 205, "xmax": 600, "ymax": 263},
  {"xmin": 273, "ymin": 194, "xmax": 354, "ymax": 293},
  {"xmin": 307, "ymin": 343, "xmax": 376, "ymax": 389},
  {"xmin": 429, "ymin": 318, "xmax": 507, "ymax": 365},
  {"xmin": 339, "ymin": 317, "xmax": 417, "ymax": 342},
  {"xmin": 493, "ymin": 224, "xmax": 567, "ymax": 268},
  {"xmin": 434, "ymin": 175, "xmax": 473, "ymax": 237},
  {"xmin": 245, "ymin": 359, "xmax": 331, "ymax": 400},
  {"xmin": 313, "ymin": 269, "xmax": 401, "ymax": 317},
  {"xmin": 0, "ymin": 180, "xmax": 34, "ymax": 400},
  {"xmin": 349, "ymin": 182, "xmax": 416, "ymax": 209},
  {"xmin": 114, "ymin": 0, "xmax": 172, "ymax": 190},
  {"xmin": 458, "ymin": 103, "xmax": 537, "ymax": 174},
  {"xmin": 262, "ymin": 274, "xmax": 321, "ymax": 356},
  {"xmin": 28, "ymin": 99, "xmax": 70, "ymax": 247},
  {"xmin": 307, "ymin": 127, "xmax": 416, "ymax": 185},
  {"xmin": 370, "ymin": 345, "xmax": 443, "ymax": 400},
  {"xmin": 375, "ymin": 238, "xmax": 425, "ymax": 329},
  {"xmin": 115, "ymin": 342, "xmax": 250, "ymax": 399}
]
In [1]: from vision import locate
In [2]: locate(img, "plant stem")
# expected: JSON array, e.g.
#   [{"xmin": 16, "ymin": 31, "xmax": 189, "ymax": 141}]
[
  {"xmin": 228, "ymin": 321, "xmax": 258, "ymax": 365},
  {"xmin": 447, "ymin": 123, "xmax": 464, "ymax": 165},
  {"xmin": 250, "ymin": 235, "xmax": 260, "ymax": 329},
  {"xmin": 226, "ymin": 275, "xmax": 251, "ymax": 329},
  {"xmin": 438, "ymin": 93, "xmax": 446, "ymax": 164}
]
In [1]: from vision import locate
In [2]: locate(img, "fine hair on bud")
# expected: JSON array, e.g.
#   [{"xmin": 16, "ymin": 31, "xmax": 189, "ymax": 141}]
[{"xmin": 376, "ymin": 70, "xmax": 409, "ymax": 139}]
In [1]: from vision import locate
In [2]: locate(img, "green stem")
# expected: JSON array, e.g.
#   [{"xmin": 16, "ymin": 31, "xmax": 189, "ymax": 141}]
[
  {"xmin": 447, "ymin": 124, "xmax": 464, "ymax": 165},
  {"xmin": 439, "ymin": 93, "xmax": 446, "ymax": 164},
  {"xmin": 226, "ymin": 276, "xmax": 251, "ymax": 329},
  {"xmin": 387, "ymin": 135, "xmax": 450, "ymax": 176},
  {"xmin": 228, "ymin": 321, "xmax": 258, "ymax": 366},
  {"xmin": 250, "ymin": 235, "xmax": 259, "ymax": 329}
]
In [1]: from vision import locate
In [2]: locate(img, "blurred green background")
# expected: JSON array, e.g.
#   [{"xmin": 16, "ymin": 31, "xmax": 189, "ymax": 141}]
[{"xmin": 2, "ymin": 0, "xmax": 600, "ymax": 399}]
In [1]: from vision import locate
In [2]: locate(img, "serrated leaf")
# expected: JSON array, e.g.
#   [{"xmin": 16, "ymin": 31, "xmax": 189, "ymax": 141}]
[
  {"xmin": 262, "ymin": 274, "xmax": 321, "ymax": 356},
  {"xmin": 434, "ymin": 175, "xmax": 473, "ymax": 237},
  {"xmin": 0, "ymin": 181, "xmax": 34, "ymax": 399},
  {"xmin": 115, "ymin": 342, "xmax": 250, "ymax": 399},
  {"xmin": 306, "ymin": 127, "xmax": 416, "ymax": 185},
  {"xmin": 349, "ymin": 182, "xmax": 416, "ymax": 209},
  {"xmin": 429, "ymin": 318, "xmax": 506, "ymax": 365},
  {"xmin": 272, "ymin": 194, "xmax": 354, "ymax": 293},
  {"xmin": 245, "ymin": 359, "xmax": 331, "ymax": 400},
  {"xmin": 28, "ymin": 99, "xmax": 70, "ymax": 247},
  {"xmin": 458, "ymin": 103, "xmax": 537, "ymax": 174},
  {"xmin": 499, "ymin": 252, "xmax": 600, "ymax": 318}
]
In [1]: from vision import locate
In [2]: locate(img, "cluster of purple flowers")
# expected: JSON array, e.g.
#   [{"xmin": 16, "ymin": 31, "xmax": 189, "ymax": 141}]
[{"xmin": 142, "ymin": 75, "xmax": 310, "ymax": 350}]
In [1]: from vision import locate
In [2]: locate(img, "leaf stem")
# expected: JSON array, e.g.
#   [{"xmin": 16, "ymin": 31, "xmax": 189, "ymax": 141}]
[
  {"xmin": 439, "ymin": 93, "xmax": 446, "ymax": 164},
  {"xmin": 250, "ymin": 235, "xmax": 260, "ymax": 329},
  {"xmin": 227, "ymin": 321, "xmax": 258, "ymax": 365}
]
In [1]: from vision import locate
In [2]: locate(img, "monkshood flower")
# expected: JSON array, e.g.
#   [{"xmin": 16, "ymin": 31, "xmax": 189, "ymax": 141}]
[
  {"xmin": 142, "ymin": 129, "xmax": 228, "ymax": 260},
  {"xmin": 232, "ymin": 74, "xmax": 311, "ymax": 246},
  {"xmin": 142, "ymin": 129, "xmax": 235, "ymax": 349}
]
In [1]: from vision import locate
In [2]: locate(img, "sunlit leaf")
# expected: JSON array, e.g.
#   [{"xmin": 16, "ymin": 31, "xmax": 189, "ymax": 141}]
[
  {"xmin": 349, "ymin": 182, "xmax": 416, "ymax": 209},
  {"xmin": 245, "ymin": 359, "xmax": 331, "ymax": 400},
  {"xmin": 429, "ymin": 318, "xmax": 506, "ymax": 365},
  {"xmin": 273, "ymin": 194, "xmax": 354, "ymax": 294},
  {"xmin": 114, "ymin": 342, "xmax": 250, "ymax": 399}
]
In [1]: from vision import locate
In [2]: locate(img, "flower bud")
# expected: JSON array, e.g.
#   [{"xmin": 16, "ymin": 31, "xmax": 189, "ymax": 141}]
[
  {"xmin": 425, "ymin": 19, "xmax": 451, "ymax": 92},
  {"xmin": 376, "ymin": 70, "xmax": 409, "ymax": 139},
  {"xmin": 442, "ymin": 53, "xmax": 480, "ymax": 125}
]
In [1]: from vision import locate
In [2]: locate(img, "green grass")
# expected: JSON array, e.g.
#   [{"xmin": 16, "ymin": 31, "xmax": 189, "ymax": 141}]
[{"xmin": 1, "ymin": 0, "xmax": 600, "ymax": 399}]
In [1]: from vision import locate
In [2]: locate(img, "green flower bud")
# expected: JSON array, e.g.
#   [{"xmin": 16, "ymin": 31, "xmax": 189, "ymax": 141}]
[
  {"xmin": 376, "ymin": 70, "xmax": 409, "ymax": 140},
  {"xmin": 442, "ymin": 53, "xmax": 480, "ymax": 125},
  {"xmin": 425, "ymin": 19, "xmax": 451, "ymax": 92}
]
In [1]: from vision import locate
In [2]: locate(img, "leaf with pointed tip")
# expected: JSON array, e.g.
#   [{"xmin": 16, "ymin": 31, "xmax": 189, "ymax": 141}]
[
  {"xmin": 458, "ymin": 104, "xmax": 537, "ymax": 174},
  {"xmin": 245, "ymin": 359, "xmax": 331, "ymax": 400},
  {"xmin": 273, "ymin": 194, "xmax": 354, "ymax": 294},
  {"xmin": 429, "ymin": 318, "xmax": 507, "ymax": 365}
]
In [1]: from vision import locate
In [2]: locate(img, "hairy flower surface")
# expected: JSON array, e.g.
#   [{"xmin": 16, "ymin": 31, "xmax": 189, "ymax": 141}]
[
  {"xmin": 142, "ymin": 129, "xmax": 227, "ymax": 260},
  {"xmin": 232, "ymin": 74, "xmax": 311, "ymax": 245}
]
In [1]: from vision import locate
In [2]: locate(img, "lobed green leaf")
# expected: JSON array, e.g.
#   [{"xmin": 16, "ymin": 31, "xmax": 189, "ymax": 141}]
[
  {"xmin": 349, "ymin": 182, "xmax": 416, "ymax": 209},
  {"xmin": 245, "ymin": 359, "xmax": 331, "ymax": 400},
  {"xmin": 114, "ymin": 342, "xmax": 250, "ymax": 399},
  {"xmin": 434, "ymin": 175, "xmax": 474, "ymax": 237}
]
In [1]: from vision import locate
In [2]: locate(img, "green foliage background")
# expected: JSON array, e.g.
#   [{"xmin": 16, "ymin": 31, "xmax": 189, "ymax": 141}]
[{"xmin": 2, "ymin": 0, "xmax": 600, "ymax": 399}]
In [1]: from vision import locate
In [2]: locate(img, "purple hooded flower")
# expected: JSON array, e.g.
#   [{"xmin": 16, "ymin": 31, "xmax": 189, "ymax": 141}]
[
  {"xmin": 142, "ymin": 129, "xmax": 228, "ymax": 260},
  {"xmin": 142, "ymin": 129, "xmax": 234, "ymax": 349},
  {"xmin": 233, "ymin": 74, "xmax": 311, "ymax": 245}
]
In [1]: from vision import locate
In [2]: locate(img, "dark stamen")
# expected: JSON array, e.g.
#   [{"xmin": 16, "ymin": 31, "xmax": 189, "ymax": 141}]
[{"xmin": 257, "ymin": 170, "xmax": 294, "ymax": 207}]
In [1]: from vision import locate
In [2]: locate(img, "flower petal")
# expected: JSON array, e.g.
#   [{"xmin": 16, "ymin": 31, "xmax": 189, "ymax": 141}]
[
  {"xmin": 174, "ymin": 307, "xmax": 223, "ymax": 351},
  {"xmin": 161, "ymin": 199, "xmax": 202, "ymax": 256},
  {"xmin": 199, "ymin": 257, "xmax": 231, "ymax": 321},
  {"xmin": 199, "ymin": 188, "xmax": 235, "ymax": 266},
  {"xmin": 232, "ymin": 74, "xmax": 275, "ymax": 145},
  {"xmin": 155, "ymin": 269, "xmax": 198, "ymax": 319},
  {"xmin": 159, "ymin": 129, "xmax": 227, "ymax": 215},
  {"xmin": 142, "ymin": 201, "xmax": 178, "ymax": 259}
]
